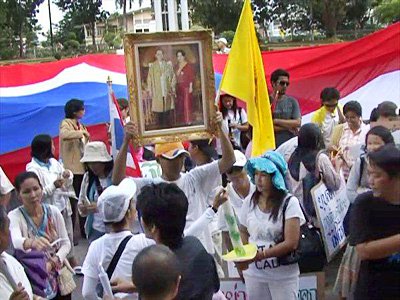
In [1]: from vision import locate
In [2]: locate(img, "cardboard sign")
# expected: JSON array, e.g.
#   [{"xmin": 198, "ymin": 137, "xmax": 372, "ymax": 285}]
[
  {"xmin": 139, "ymin": 160, "xmax": 162, "ymax": 179},
  {"xmin": 311, "ymin": 181, "xmax": 349, "ymax": 261},
  {"xmin": 220, "ymin": 272, "xmax": 324, "ymax": 300}
]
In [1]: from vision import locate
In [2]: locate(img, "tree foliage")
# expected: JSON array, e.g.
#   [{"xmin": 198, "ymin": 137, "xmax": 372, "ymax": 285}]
[
  {"xmin": 375, "ymin": 0, "xmax": 400, "ymax": 23},
  {"xmin": 0, "ymin": 0, "xmax": 44, "ymax": 59},
  {"xmin": 252, "ymin": 0, "xmax": 385, "ymax": 38},
  {"xmin": 54, "ymin": 0, "xmax": 109, "ymax": 46},
  {"xmin": 189, "ymin": 0, "xmax": 243, "ymax": 34},
  {"xmin": 115, "ymin": 0, "xmax": 143, "ymax": 31}
]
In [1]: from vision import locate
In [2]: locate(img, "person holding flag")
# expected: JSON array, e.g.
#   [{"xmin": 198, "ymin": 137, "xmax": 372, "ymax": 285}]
[{"xmin": 108, "ymin": 79, "xmax": 142, "ymax": 178}]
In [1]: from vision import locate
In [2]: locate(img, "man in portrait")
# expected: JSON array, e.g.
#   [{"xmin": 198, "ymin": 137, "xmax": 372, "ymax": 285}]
[{"xmin": 147, "ymin": 49, "xmax": 176, "ymax": 128}]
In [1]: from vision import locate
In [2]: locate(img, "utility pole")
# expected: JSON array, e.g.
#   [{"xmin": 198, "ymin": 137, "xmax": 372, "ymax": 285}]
[{"xmin": 48, "ymin": 0, "xmax": 54, "ymax": 52}]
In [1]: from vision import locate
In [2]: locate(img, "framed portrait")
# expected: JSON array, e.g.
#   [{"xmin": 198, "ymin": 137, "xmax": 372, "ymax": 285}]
[{"xmin": 124, "ymin": 30, "xmax": 217, "ymax": 145}]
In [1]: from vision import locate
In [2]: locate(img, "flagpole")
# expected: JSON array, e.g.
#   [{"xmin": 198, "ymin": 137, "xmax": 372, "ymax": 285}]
[{"xmin": 107, "ymin": 76, "xmax": 142, "ymax": 177}]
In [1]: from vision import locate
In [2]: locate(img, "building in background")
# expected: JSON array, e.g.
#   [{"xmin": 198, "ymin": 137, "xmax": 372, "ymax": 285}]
[{"xmin": 83, "ymin": 0, "xmax": 190, "ymax": 48}]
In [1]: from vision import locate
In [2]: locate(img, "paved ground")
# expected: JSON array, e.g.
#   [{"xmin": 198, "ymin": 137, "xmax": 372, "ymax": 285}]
[{"xmin": 71, "ymin": 235, "xmax": 344, "ymax": 299}]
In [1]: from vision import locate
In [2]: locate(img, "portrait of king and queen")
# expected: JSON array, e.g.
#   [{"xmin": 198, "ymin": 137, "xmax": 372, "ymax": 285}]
[{"xmin": 137, "ymin": 43, "xmax": 204, "ymax": 131}]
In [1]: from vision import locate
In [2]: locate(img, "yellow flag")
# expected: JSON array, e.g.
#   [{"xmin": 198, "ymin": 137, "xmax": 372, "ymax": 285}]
[{"xmin": 219, "ymin": 0, "xmax": 275, "ymax": 156}]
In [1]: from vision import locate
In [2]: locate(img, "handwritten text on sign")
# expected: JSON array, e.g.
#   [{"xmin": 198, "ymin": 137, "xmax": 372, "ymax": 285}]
[
  {"xmin": 311, "ymin": 181, "xmax": 349, "ymax": 261},
  {"xmin": 220, "ymin": 273, "xmax": 320, "ymax": 300}
]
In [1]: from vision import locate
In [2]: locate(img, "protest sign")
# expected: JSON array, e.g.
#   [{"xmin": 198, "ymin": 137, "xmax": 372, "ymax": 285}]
[
  {"xmin": 311, "ymin": 181, "xmax": 349, "ymax": 261},
  {"xmin": 220, "ymin": 272, "xmax": 324, "ymax": 300}
]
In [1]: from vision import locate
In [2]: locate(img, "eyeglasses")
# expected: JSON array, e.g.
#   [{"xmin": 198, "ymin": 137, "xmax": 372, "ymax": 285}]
[{"xmin": 278, "ymin": 81, "xmax": 290, "ymax": 87}]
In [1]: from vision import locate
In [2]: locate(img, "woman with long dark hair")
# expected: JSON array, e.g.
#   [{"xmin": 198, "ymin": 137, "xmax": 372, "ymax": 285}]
[
  {"xmin": 219, "ymin": 94, "xmax": 249, "ymax": 151},
  {"xmin": 78, "ymin": 142, "xmax": 114, "ymax": 243},
  {"xmin": 238, "ymin": 151, "xmax": 305, "ymax": 299},
  {"xmin": 8, "ymin": 172, "xmax": 73, "ymax": 299},
  {"xmin": 26, "ymin": 134, "xmax": 77, "ymax": 267},
  {"xmin": 287, "ymin": 123, "xmax": 341, "ymax": 218}
]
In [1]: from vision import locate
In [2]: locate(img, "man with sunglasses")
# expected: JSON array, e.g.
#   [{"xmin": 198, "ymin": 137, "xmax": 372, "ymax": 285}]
[
  {"xmin": 270, "ymin": 69, "xmax": 302, "ymax": 147},
  {"xmin": 311, "ymin": 87, "xmax": 345, "ymax": 145}
]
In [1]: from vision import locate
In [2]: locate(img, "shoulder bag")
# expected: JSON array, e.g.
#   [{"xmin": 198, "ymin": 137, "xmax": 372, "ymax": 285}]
[
  {"xmin": 278, "ymin": 195, "xmax": 326, "ymax": 273},
  {"xmin": 97, "ymin": 234, "xmax": 133, "ymax": 297}
]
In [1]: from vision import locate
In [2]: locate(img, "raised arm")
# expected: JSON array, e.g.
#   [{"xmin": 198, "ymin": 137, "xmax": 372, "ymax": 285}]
[
  {"xmin": 217, "ymin": 111, "xmax": 236, "ymax": 174},
  {"xmin": 112, "ymin": 122, "xmax": 138, "ymax": 185}
]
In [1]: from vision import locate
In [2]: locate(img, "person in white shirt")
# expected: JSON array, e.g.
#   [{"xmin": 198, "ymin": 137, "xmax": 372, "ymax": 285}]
[
  {"xmin": 112, "ymin": 111, "xmax": 236, "ymax": 255},
  {"xmin": 217, "ymin": 150, "xmax": 255, "ymax": 278},
  {"xmin": 216, "ymin": 38, "xmax": 231, "ymax": 54},
  {"xmin": 238, "ymin": 151, "xmax": 305, "ymax": 300},
  {"xmin": 78, "ymin": 142, "xmax": 114, "ymax": 243},
  {"xmin": 0, "ymin": 167, "xmax": 14, "ymax": 208},
  {"xmin": 0, "ymin": 206, "xmax": 33, "ymax": 300},
  {"xmin": 219, "ymin": 93, "xmax": 249, "ymax": 152},
  {"xmin": 311, "ymin": 87, "xmax": 345, "ymax": 146},
  {"xmin": 218, "ymin": 150, "xmax": 255, "ymax": 251},
  {"xmin": 82, "ymin": 178, "xmax": 154, "ymax": 300},
  {"xmin": 8, "ymin": 172, "xmax": 72, "ymax": 299},
  {"xmin": 25, "ymin": 134, "xmax": 76, "ymax": 265}
]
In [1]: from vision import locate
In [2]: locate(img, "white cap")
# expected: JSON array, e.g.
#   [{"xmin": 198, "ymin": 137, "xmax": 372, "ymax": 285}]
[
  {"xmin": 233, "ymin": 150, "xmax": 247, "ymax": 167},
  {"xmin": 98, "ymin": 178, "xmax": 137, "ymax": 223},
  {"xmin": 217, "ymin": 37, "xmax": 228, "ymax": 45},
  {"xmin": 80, "ymin": 142, "xmax": 112, "ymax": 163}
]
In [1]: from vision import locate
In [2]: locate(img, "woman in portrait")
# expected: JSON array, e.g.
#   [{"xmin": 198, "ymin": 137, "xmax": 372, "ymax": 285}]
[{"xmin": 175, "ymin": 49, "xmax": 195, "ymax": 126}]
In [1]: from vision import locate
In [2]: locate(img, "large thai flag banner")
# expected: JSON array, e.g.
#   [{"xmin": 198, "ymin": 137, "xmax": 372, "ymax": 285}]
[
  {"xmin": 0, "ymin": 23, "xmax": 399, "ymax": 180},
  {"xmin": 108, "ymin": 82, "xmax": 141, "ymax": 177}
]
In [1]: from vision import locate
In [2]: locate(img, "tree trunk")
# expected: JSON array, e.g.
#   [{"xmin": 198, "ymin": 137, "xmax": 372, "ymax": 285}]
[
  {"xmin": 123, "ymin": 0, "xmax": 128, "ymax": 32},
  {"xmin": 91, "ymin": 21, "xmax": 96, "ymax": 47},
  {"xmin": 19, "ymin": 23, "xmax": 23, "ymax": 58},
  {"xmin": 323, "ymin": 1, "xmax": 337, "ymax": 38}
]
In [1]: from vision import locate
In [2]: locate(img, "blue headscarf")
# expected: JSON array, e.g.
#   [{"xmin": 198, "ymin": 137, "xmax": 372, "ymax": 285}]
[{"xmin": 245, "ymin": 151, "xmax": 288, "ymax": 192}]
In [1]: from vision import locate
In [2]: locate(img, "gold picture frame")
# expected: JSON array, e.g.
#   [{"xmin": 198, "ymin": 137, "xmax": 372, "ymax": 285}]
[{"xmin": 124, "ymin": 30, "xmax": 217, "ymax": 146}]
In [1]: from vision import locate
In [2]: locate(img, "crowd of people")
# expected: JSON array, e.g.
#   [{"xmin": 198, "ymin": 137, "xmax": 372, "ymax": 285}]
[{"xmin": 0, "ymin": 68, "xmax": 399, "ymax": 300}]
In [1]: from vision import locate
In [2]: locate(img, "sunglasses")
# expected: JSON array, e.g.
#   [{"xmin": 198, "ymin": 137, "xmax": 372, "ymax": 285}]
[
  {"xmin": 278, "ymin": 81, "xmax": 290, "ymax": 87},
  {"xmin": 324, "ymin": 103, "xmax": 338, "ymax": 108}
]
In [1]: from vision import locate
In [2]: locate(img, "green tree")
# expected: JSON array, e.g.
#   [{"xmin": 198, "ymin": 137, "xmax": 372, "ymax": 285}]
[
  {"xmin": 375, "ymin": 0, "xmax": 400, "ymax": 23},
  {"xmin": 55, "ymin": 0, "xmax": 109, "ymax": 46},
  {"xmin": 115, "ymin": 0, "xmax": 143, "ymax": 32},
  {"xmin": 0, "ymin": 0, "xmax": 44, "ymax": 59},
  {"xmin": 189, "ymin": 0, "xmax": 243, "ymax": 34}
]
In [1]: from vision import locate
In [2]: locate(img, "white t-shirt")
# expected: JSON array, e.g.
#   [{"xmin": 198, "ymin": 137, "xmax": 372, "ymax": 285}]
[
  {"xmin": 0, "ymin": 167, "xmax": 14, "ymax": 195},
  {"xmin": 218, "ymin": 181, "xmax": 256, "ymax": 231},
  {"xmin": 239, "ymin": 195, "xmax": 305, "ymax": 281},
  {"xmin": 0, "ymin": 252, "xmax": 33, "ymax": 300},
  {"xmin": 217, "ymin": 109, "xmax": 248, "ymax": 154},
  {"xmin": 275, "ymin": 137, "xmax": 298, "ymax": 163},
  {"xmin": 82, "ymin": 231, "xmax": 154, "ymax": 299},
  {"xmin": 26, "ymin": 158, "xmax": 74, "ymax": 213},
  {"xmin": 321, "ymin": 112, "xmax": 339, "ymax": 146},
  {"xmin": 130, "ymin": 161, "xmax": 221, "ymax": 254}
]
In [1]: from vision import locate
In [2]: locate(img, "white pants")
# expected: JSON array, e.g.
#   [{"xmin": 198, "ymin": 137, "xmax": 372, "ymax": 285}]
[{"xmin": 245, "ymin": 276, "xmax": 299, "ymax": 300}]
